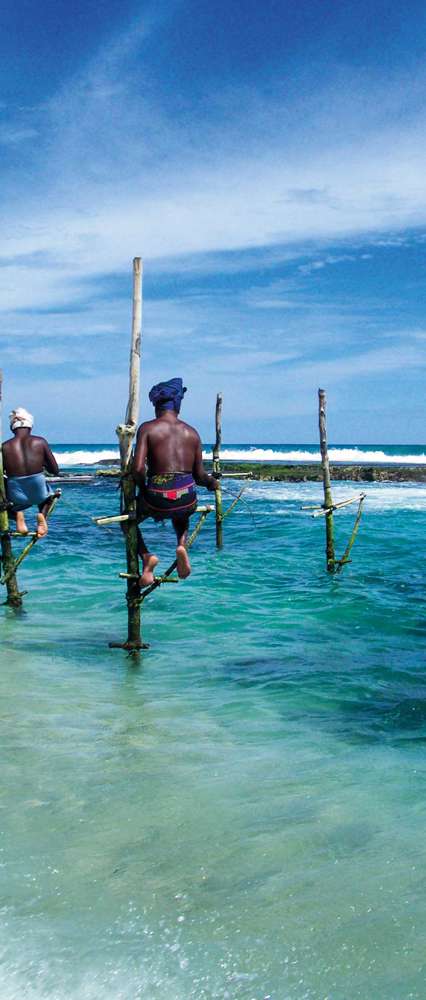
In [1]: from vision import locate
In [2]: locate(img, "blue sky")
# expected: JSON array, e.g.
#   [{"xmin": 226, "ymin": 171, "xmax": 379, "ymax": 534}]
[{"xmin": 1, "ymin": 0, "xmax": 426, "ymax": 443}]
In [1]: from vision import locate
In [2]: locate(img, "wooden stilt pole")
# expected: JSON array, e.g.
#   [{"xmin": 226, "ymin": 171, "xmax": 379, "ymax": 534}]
[
  {"xmin": 213, "ymin": 392, "xmax": 223, "ymax": 549},
  {"xmin": 318, "ymin": 388, "xmax": 335, "ymax": 573},
  {"xmin": 0, "ymin": 371, "xmax": 23, "ymax": 608},
  {"xmin": 114, "ymin": 257, "xmax": 146, "ymax": 652},
  {"xmin": 109, "ymin": 508, "xmax": 214, "ymax": 649}
]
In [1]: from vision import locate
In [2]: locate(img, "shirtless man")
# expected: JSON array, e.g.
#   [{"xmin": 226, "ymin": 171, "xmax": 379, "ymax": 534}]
[
  {"xmin": 2, "ymin": 408, "xmax": 59, "ymax": 538},
  {"xmin": 133, "ymin": 378, "xmax": 218, "ymax": 585}
]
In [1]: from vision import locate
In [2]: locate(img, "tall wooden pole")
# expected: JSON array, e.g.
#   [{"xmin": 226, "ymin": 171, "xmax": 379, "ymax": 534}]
[
  {"xmin": 212, "ymin": 392, "xmax": 223, "ymax": 549},
  {"xmin": 0, "ymin": 372, "xmax": 22, "ymax": 607},
  {"xmin": 318, "ymin": 388, "xmax": 335, "ymax": 573},
  {"xmin": 118, "ymin": 257, "xmax": 142, "ymax": 468},
  {"xmin": 114, "ymin": 258, "xmax": 145, "ymax": 650}
]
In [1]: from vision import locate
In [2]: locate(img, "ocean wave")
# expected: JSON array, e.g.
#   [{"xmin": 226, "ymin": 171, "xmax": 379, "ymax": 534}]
[
  {"xmin": 53, "ymin": 449, "xmax": 119, "ymax": 466},
  {"xmin": 204, "ymin": 447, "xmax": 426, "ymax": 465},
  {"xmin": 53, "ymin": 445, "xmax": 426, "ymax": 467}
]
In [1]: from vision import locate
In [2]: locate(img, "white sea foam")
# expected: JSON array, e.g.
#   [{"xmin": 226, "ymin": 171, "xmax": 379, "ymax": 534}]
[
  {"xmin": 53, "ymin": 449, "xmax": 119, "ymax": 466},
  {"xmin": 204, "ymin": 447, "xmax": 426, "ymax": 464},
  {"xmin": 53, "ymin": 446, "xmax": 426, "ymax": 467},
  {"xmin": 247, "ymin": 480, "xmax": 426, "ymax": 511}
]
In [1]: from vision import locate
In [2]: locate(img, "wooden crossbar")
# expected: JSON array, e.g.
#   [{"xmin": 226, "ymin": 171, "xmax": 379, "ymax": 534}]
[
  {"xmin": 94, "ymin": 503, "xmax": 214, "ymax": 527},
  {"xmin": 119, "ymin": 572, "xmax": 179, "ymax": 583},
  {"xmin": 302, "ymin": 493, "xmax": 366, "ymax": 517},
  {"xmin": 7, "ymin": 531, "xmax": 38, "ymax": 538},
  {"xmin": 219, "ymin": 472, "xmax": 252, "ymax": 478},
  {"xmin": 93, "ymin": 512, "xmax": 131, "ymax": 526}
]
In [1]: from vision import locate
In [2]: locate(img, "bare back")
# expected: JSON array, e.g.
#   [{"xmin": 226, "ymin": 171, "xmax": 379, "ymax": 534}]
[
  {"xmin": 133, "ymin": 413, "xmax": 211, "ymax": 486},
  {"xmin": 2, "ymin": 433, "xmax": 59, "ymax": 477}
]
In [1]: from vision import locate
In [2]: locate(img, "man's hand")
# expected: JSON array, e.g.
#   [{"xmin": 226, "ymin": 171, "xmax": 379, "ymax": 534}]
[{"xmin": 207, "ymin": 476, "xmax": 220, "ymax": 491}]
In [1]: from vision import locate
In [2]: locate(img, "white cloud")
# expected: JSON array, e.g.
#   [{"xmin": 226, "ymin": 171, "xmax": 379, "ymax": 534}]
[
  {"xmin": 287, "ymin": 343, "xmax": 426, "ymax": 389},
  {"xmin": 1, "ymin": 20, "xmax": 426, "ymax": 314}
]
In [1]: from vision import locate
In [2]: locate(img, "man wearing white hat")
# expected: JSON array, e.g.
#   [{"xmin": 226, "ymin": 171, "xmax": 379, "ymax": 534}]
[{"xmin": 2, "ymin": 408, "xmax": 59, "ymax": 537}]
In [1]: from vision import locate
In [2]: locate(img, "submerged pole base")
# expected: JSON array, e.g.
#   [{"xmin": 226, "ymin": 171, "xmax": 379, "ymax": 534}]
[
  {"xmin": 109, "ymin": 640, "xmax": 150, "ymax": 651},
  {"xmin": 2, "ymin": 591, "xmax": 27, "ymax": 608}
]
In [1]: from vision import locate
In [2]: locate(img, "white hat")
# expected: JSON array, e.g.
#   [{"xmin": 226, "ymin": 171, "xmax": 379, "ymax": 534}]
[{"xmin": 9, "ymin": 407, "xmax": 34, "ymax": 431}]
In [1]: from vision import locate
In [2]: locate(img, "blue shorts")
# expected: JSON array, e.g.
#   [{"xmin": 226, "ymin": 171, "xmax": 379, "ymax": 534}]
[{"xmin": 6, "ymin": 473, "xmax": 53, "ymax": 512}]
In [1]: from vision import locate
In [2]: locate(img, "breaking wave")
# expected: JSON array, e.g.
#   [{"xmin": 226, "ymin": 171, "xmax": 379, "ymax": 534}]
[
  {"xmin": 205, "ymin": 447, "xmax": 426, "ymax": 465},
  {"xmin": 53, "ymin": 446, "xmax": 426, "ymax": 467},
  {"xmin": 53, "ymin": 449, "xmax": 119, "ymax": 466}
]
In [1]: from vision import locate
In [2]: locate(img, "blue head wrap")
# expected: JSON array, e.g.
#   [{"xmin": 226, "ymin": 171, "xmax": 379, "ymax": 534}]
[{"xmin": 149, "ymin": 378, "xmax": 187, "ymax": 412}]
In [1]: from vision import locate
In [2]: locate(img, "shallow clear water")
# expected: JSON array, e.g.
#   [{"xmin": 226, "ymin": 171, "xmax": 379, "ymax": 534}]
[{"xmin": 1, "ymin": 478, "xmax": 425, "ymax": 999}]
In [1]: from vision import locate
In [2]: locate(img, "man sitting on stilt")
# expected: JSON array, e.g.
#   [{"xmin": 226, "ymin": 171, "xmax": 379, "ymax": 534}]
[
  {"xmin": 2, "ymin": 408, "xmax": 60, "ymax": 538},
  {"xmin": 133, "ymin": 378, "xmax": 218, "ymax": 586}
]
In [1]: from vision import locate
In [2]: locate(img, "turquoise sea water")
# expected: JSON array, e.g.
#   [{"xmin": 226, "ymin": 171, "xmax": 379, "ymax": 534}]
[{"xmin": 1, "ymin": 475, "xmax": 426, "ymax": 999}]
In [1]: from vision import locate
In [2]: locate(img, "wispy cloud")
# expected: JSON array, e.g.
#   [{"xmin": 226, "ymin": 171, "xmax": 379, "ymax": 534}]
[
  {"xmin": 1, "ymin": 5, "xmax": 426, "ymax": 440},
  {"xmin": 1, "ymin": 14, "xmax": 426, "ymax": 314},
  {"xmin": 0, "ymin": 125, "xmax": 38, "ymax": 146}
]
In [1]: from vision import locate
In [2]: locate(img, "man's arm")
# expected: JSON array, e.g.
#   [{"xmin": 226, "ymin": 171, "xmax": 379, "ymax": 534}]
[
  {"xmin": 43, "ymin": 440, "xmax": 59, "ymax": 476},
  {"xmin": 192, "ymin": 435, "xmax": 219, "ymax": 490},
  {"xmin": 132, "ymin": 423, "xmax": 149, "ymax": 487}
]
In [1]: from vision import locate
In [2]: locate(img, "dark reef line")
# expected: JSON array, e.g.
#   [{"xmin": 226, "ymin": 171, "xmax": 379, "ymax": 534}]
[{"xmin": 92, "ymin": 462, "xmax": 426, "ymax": 483}]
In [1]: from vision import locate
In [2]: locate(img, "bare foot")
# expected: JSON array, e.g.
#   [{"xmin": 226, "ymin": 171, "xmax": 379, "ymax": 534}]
[
  {"xmin": 176, "ymin": 545, "xmax": 191, "ymax": 579},
  {"xmin": 139, "ymin": 553, "xmax": 159, "ymax": 587},
  {"xmin": 36, "ymin": 513, "xmax": 49, "ymax": 538},
  {"xmin": 15, "ymin": 511, "xmax": 29, "ymax": 535}
]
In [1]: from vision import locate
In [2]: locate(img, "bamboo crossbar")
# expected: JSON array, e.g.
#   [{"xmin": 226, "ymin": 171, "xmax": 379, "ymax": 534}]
[
  {"xmin": 153, "ymin": 576, "xmax": 179, "ymax": 583},
  {"xmin": 119, "ymin": 572, "xmax": 179, "ymax": 583},
  {"xmin": 7, "ymin": 531, "xmax": 38, "ymax": 538},
  {"xmin": 219, "ymin": 472, "xmax": 252, "ymax": 478},
  {"xmin": 309, "ymin": 493, "xmax": 366, "ymax": 518},
  {"xmin": 93, "ymin": 512, "xmax": 132, "ymax": 526},
  {"xmin": 94, "ymin": 504, "xmax": 214, "ymax": 527}
]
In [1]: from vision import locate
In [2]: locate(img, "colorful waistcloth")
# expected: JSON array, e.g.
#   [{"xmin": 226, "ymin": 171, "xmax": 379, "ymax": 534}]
[
  {"xmin": 138, "ymin": 472, "xmax": 197, "ymax": 520},
  {"xmin": 6, "ymin": 473, "xmax": 53, "ymax": 512}
]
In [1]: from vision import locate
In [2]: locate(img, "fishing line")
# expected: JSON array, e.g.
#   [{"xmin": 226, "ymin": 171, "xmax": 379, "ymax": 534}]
[{"xmin": 219, "ymin": 482, "xmax": 258, "ymax": 526}]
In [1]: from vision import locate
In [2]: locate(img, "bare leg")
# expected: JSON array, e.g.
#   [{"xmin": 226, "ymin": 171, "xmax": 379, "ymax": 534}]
[
  {"xmin": 14, "ymin": 510, "xmax": 29, "ymax": 535},
  {"xmin": 173, "ymin": 514, "xmax": 191, "ymax": 579},
  {"xmin": 36, "ymin": 492, "xmax": 61, "ymax": 539},
  {"xmin": 36, "ymin": 497, "xmax": 54, "ymax": 538},
  {"xmin": 137, "ymin": 526, "xmax": 158, "ymax": 587}
]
